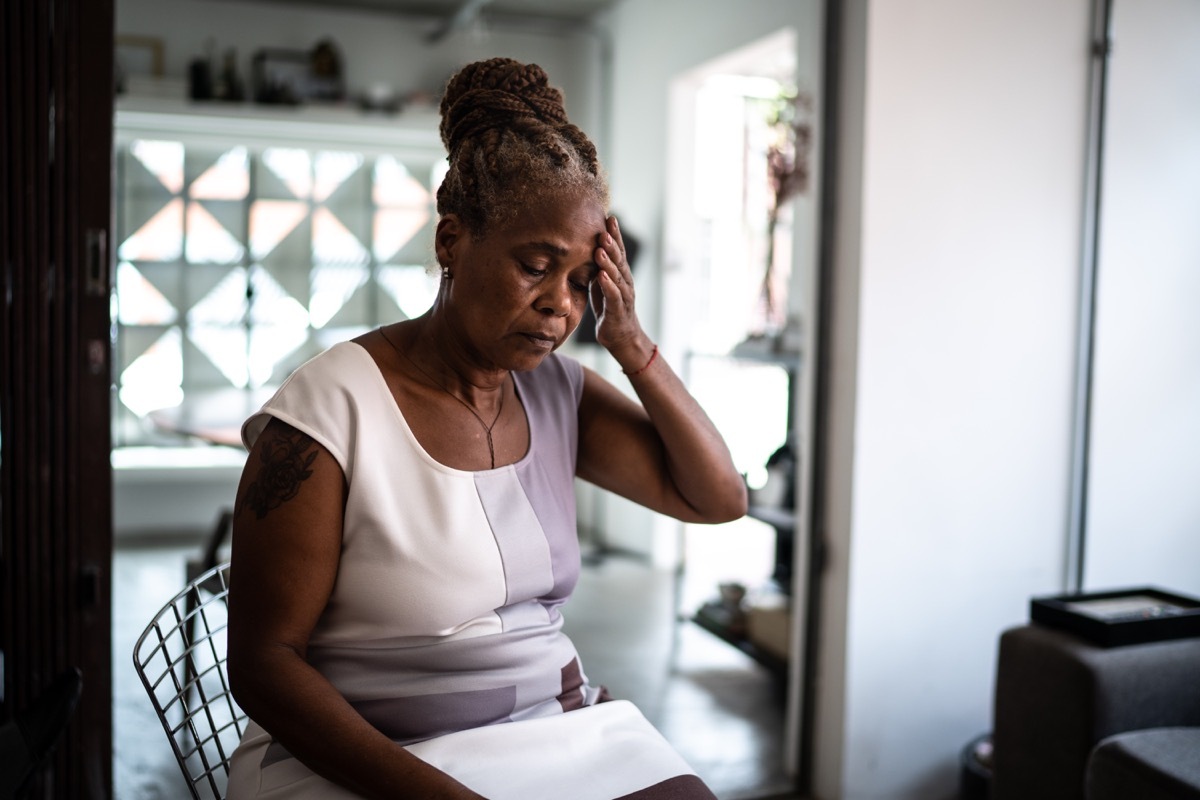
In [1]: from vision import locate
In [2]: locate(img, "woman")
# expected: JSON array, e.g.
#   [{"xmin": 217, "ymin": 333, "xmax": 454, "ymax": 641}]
[{"xmin": 225, "ymin": 58, "xmax": 746, "ymax": 800}]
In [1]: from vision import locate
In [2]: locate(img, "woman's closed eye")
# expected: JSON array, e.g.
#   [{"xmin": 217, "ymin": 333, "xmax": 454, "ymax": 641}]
[
  {"xmin": 521, "ymin": 263, "xmax": 590, "ymax": 295},
  {"xmin": 520, "ymin": 263, "xmax": 548, "ymax": 278}
]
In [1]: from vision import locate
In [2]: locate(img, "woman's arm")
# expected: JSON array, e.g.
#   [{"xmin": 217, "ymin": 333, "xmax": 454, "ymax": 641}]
[
  {"xmin": 576, "ymin": 216, "xmax": 747, "ymax": 524},
  {"xmin": 227, "ymin": 417, "xmax": 487, "ymax": 800}
]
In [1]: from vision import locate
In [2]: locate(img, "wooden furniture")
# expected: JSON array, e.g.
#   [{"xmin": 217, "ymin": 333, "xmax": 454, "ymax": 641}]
[{"xmin": 147, "ymin": 387, "xmax": 277, "ymax": 450}]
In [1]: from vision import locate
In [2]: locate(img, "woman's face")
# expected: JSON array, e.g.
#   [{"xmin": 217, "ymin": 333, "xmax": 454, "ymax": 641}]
[{"xmin": 436, "ymin": 190, "xmax": 606, "ymax": 371}]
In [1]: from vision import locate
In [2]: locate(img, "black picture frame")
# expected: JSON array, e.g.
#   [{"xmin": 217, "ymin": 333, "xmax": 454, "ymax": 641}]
[
  {"xmin": 1030, "ymin": 586, "xmax": 1200, "ymax": 647},
  {"xmin": 114, "ymin": 34, "xmax": 164, "ymax": 95}
]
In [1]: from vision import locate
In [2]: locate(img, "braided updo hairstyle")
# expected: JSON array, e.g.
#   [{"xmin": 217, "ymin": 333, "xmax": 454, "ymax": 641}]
[{"xmin": 437, "ymin": 58, "xmax": 609, "ymax": 237}]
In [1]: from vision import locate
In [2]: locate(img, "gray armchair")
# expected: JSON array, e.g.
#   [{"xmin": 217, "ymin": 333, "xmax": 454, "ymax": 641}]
[{"xmin": 991, "ymin": 623, "xmax": 1200, "ymax": 800}]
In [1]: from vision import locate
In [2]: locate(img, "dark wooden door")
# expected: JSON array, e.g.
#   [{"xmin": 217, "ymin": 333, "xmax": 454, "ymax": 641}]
[{"xmin": 1, "ymin": 0, "xmax": 115, "ymax": 796}]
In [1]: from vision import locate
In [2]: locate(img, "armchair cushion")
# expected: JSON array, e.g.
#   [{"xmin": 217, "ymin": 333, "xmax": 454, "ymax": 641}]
[{"xmin": 1086, "ymin": 727, "xmax": 1200, "ymax": 800}]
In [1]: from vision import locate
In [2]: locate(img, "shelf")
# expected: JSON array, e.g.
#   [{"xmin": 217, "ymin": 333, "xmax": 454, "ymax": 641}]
[
  {"xmin": 728, "ymin": 350, "xmax": 802, "ymax": 369},
  {"xmin": 692, "ymin": 602, "xmax": 788, "ymax": 676},
  {"xmin": 747, "ymin": 505, "xmax": 797, "ymax": 531},
  {"xmin": 114, "ymin": 95, "xmax": 443, "ymax": 156},
  {"xmin": 688, "ymin": 349, "xmax": 801, "ymax": 370}
]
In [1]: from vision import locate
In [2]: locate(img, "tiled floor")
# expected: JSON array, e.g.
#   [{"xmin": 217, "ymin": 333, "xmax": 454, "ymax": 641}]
[
  {"xmin": 113, "ymin": 543, "xmax": 200, "ymax": 800},
  {"xmin": 113, "ymin": 540, "xmax": 798, "ymax": 799}
]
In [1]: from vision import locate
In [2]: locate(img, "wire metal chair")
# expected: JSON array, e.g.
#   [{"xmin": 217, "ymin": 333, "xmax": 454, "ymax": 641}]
[{"xmin": 132, "ymin": 562, "xmax": 246, "ymax": 800}]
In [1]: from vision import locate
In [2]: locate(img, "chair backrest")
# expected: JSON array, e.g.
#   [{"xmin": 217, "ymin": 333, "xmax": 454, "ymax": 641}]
[{"xmin": 132, "ymin": 562, "xmax": 246, "ymax": 800}]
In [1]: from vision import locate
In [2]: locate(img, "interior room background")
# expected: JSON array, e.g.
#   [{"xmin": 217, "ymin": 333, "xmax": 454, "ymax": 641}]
[
  {"xmin": 107, "ymin": 1, "xmax": 825, "ymax": 799},
  {"xmin": 3, "ymin": 0, "xmax": 1196, "ymax": 798},
  {"xmin": 110, "ymin": 2, "xmax": 1200, "ymax": 797}
]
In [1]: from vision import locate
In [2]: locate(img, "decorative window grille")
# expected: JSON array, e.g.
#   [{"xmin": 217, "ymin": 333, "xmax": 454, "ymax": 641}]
[{"xmin": 113, "ymin": 136, "xmax": 442, "ymax": 447}]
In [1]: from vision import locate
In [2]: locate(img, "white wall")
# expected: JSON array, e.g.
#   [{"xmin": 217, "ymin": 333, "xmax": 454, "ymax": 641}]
[
  {"xmin": 815, "ymin": 1, "xmax": 1090, "ymax": 797},
  {"xmin": 1083, "ymin": 0, "xmax": 1200, "ymax": 596}
]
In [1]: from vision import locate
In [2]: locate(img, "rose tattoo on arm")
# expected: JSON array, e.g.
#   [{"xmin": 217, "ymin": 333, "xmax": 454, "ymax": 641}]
[{"xmin": 239, "ymin": 429, "xmax": 319, "ymax": 520}]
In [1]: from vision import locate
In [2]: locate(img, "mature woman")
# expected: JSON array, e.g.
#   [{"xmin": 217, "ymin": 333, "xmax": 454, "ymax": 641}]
[{"xmin": 225, "ymin": 58, "xmax": 746, "ymax": 800}]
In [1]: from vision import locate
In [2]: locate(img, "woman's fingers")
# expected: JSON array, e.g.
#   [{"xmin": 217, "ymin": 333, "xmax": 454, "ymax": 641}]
[
  {"xmin": 591, "ymin": 215, "xmax": 651, "ymax": 355},
  {"xmin": 595, "ymin": 218, "xmax": 632, "ymax": 301},
  {"xmin": 591, "ymin": 268, "xmax": 620, "ymax": 325},
  {"xmin": 600, "ymin": 217, "xmax": 631, "ymax": 283},
  {"xmin": 594, "ymin": 249, "xmax": 630, "ymax": 318}
]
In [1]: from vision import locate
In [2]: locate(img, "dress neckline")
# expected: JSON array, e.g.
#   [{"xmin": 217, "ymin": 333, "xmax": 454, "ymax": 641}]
[{"xmin": 349, "ymin": 340, "xmax": 535, "ymax": 475}]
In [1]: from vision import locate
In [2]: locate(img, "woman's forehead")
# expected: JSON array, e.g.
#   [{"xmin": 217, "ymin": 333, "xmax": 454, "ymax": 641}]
[{"xmin": 501, "ymin": 191, "xmax": 607, "ymax": 243}]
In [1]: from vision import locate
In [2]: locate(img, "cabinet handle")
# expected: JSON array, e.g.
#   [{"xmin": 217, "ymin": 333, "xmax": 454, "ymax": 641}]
[{"xmin": 85, "ymin": 228, "xmax": 107, "ymax": 296}]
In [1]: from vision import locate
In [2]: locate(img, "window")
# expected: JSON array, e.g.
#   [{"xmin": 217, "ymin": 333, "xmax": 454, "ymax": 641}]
[{"xmin": 113, "ymin": 136, "xmax": 443, "ymax": 446}]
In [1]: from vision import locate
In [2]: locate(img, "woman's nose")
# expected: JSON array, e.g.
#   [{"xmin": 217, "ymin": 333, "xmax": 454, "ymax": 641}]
[{"xmin": 535, "ymin": 277, "xmax": 572, "ymax": 316}]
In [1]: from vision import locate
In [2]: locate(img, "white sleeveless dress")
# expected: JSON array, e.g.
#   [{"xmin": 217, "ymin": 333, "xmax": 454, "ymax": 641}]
[{"xmin": 224, "ymin": 342, "xmax": 713, "ymax": 800}]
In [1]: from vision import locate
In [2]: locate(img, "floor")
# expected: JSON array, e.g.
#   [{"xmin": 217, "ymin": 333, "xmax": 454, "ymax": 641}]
[{"xmin": 113, "ymin": 539, "xmax": 800, "ymax": 800}]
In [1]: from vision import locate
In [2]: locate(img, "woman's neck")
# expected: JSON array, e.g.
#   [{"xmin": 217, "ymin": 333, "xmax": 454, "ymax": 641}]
[{"xmin": 397, "ymin": 314, "xmax": 508, "ymax": 408}]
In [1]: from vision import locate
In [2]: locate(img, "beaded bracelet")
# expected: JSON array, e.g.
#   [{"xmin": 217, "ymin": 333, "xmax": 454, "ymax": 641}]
[{"xmin": 624, "ymin": 345, "xmax": 659, "ymax": 378}]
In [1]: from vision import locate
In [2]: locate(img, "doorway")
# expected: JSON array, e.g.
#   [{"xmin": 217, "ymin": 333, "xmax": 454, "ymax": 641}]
[{"xmin": 660, "ymin": 26, "xmax": 818, "ymax": 796}]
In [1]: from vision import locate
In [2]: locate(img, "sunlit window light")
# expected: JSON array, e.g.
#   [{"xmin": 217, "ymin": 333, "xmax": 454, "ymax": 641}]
[
  {"xmin": 374, "ymin": 155, "xmax": 430, "ymax": 207},
  {"xmin": 687, "ymin": 73, "xmax": 795, "ymax": 354},
  {"xmin": 190, "ymin": 146, "xmax": 250, "ymax": 200},
  {"xmin": 374, "ymin": 207, "xmax": 430, "ymax": 262},
  {"xmin": 312, "ymin": 207, "xmax": 369, "ymax": 266},
  {"xmin": 188, "ymin": 268, "xmax": 249, "ymax": 327},
  {"xmin": 118, "ymin": 328, "xmax": 184, "ymax": 416},
  {"xmin": 118, "ymin": 198, "xmax": 184, "ymax": 262},
  {"xmin": 248, "ymin": 324, "xmax": 310, "ymax": 387},
  {"xmin": 249, "ymin": 267, "xmax": 310, "ymax": 329},
  {"xmin": 263, "ymin": 148, "xmax": 312, "ymax": 199},
  {"xmin": 189, "ymin": 325, "xmax": 250, "ymax": 388},
  {"xmin": 309, "ymin": 264, "xmax": 368, "ymax": 328},
  {"xmin": 430, "ymin": 159, "xmax": 449, "ymax": 195},
  {"xmin": 379, "ymin": 264, "xmax": 439, "ymax": 320},
  {"xmin": 116, "ymin": 262, "xmax": 177, "ymax": 325},
  {"xmin": 185, "ymin": 203, "xmax": 246, "ymax": 264},
  {"xmin": 131, "ymin": 139, "xmax": 184, "ymax": 194},
  {"xmin": 314, "ymin": 151, "xmax": 364, "ymax": 203},
  {"xmin": 249, "ymin": 199, "xmax": 308, "ymax": 260}
]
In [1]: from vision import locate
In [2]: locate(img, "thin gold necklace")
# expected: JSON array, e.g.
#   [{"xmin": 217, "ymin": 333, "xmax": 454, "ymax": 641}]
[{"xmin": 380, "ymin": 327, "xmax": 505, "ymax": 469}]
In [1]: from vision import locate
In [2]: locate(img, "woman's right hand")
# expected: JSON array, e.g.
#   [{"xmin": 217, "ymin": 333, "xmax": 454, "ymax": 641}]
[{"xmin": 590, "ymin": 215, "xmax": 656, "ymax": 374}]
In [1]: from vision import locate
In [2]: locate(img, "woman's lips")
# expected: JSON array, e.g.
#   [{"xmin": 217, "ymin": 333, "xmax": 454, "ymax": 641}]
[{"xmin": 521, "ymin": 332, "xmax": 557, "ymax": 349}]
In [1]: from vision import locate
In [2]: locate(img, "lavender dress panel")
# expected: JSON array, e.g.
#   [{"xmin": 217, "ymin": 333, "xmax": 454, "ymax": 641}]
[
  {"xmin": 473, "ymin": 470, "xmax": 555, "ymax": 607},
  {"xmin": 513, "ymin": 356, "xmax": 584, "ymax": 605}
]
